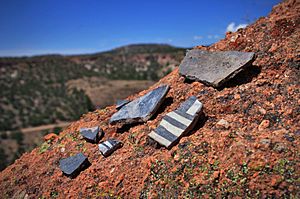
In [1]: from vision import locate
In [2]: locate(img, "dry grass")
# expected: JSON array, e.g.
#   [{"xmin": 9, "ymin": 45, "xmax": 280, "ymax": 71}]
[{"xmin": 67, "ymin": 76, "xmax": 155, "ymax": 108}]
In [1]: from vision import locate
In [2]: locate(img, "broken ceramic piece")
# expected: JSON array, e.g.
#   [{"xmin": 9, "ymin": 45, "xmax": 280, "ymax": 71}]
[
  {"xmin": 179, "ymin": 49, "xmax": 255, "ymax": 87},
  {"xmin": 110, "ymin": 85, "xmax": 170, "ymax": 125},
  {"xmin": 80, "ymin": 126, "xmax": 103, "ymax": 143},
  {"xmin": 116, "ymin": 99, "xmax": 130, "ymax": 110},
  {"xmin": 98, "ymin": 139, "xmax": 122, "ymax": 157},
  {"xmin": 148, "ymin": 96, "xmax": 203, "ymax": 149},
  {"xmin": 59, "ymin": 153, "xmax": 90, "ymax": 177}
]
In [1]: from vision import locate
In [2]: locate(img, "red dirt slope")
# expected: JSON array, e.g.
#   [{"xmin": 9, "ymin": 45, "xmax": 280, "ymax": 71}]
[{"xmin": 0, "ymin": 0, "xmax": 299, "ymax": 198}]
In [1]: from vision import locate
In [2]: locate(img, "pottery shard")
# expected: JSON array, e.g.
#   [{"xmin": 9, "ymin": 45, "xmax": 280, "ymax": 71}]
[
  {"xmin": 148, "ymin": 96, "xmax": 203, "ymax": 149},
  {"xmin": 179, "ymin": 49, "xmax": 255, "ymax": 87},
  {"xmin": 109, "ymin": 85, "xmax": 170, "ymax": 125},
  {"xmin": 116, "ymin": 99, "xmax": 130, "ymax": 110},
  {"xmin": 98, "ymin": 139, "xmax": 122, "ymax": 157},
  {"xmin": 59, "ymin": 153, "xmax": 90, "ymax": 177},
  {"xmin": 80, "ymin": 126, "xmax": 103, "ymax": 143}
]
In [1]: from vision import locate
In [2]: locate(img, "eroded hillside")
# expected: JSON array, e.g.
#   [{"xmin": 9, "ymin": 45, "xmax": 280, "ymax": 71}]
[{"xmin": 0, "ymin": 0, "xmax": 299, "ymax": 198}]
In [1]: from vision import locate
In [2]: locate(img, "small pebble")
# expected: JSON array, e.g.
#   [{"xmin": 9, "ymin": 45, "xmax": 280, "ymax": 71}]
[
  {"xmin": 60, "ymin": 147, "xmax": 65, "ymax": 153},
  {"xmin": 273, "ymin": 143, "xmax": 286, "ymax": 153},
  {"xmin": 216, "ymin": 119, "xmax": 230, "ymax": 129},
  {"xmin": 258, "ymin": 120, "xmax": 270, "ymax": 131},
  {"xmin": 259, "ymin": 107, "xmax": 267, "ymax": 115},
  {"xmin": 284, "ymin": 134, "xmax": 294, "ymax": 142},
  {"xmin": 260, "ymin": 138, "xmax": 271, "ymax": 148}
]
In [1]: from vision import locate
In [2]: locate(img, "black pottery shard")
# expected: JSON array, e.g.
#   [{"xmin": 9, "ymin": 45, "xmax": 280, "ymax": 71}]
[
  {"xmin": 179, "ymin": 49, "xmax": 255, "ymax": 87},
  {"xmin": 80, "ymin": 126, "xmax": 103, "ymax": 143},
  {"xmin": 116, "ymin": 99, "xmax": 130, "ymax": 110},
  {"xmin": 110, "ymin": 85, "xmax": 170, "ymax": 125},
  {"xmin": 59, "ymin": 153, "xmax": 90, "ymax": 178}
]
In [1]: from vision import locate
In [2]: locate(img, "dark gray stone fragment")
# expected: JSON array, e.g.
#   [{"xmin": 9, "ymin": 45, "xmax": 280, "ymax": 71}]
[
  {"xmin": 59, "ymin": 153, "xmax": 90, "ymax": 177},
  {"xmin": 294, "ymin": 129, "xmax": 300, "ymax": 135},
  {"xmin": 148, "ymin": 96, "xmax": 203, "ymax": 149},
  {"xmin": 80, "ymin": 126, "xmax": 103, "ymax": 143},
  {"xmin": 179, "ymin": 49, "xmax": 255, "ymax": 87},
  {"xmin": 98, "ymin": 139, "xmax": 122, "ymax": 157},
  {"xmin": 116, "ymin": 99, "xmax": 130, "ymax": 110},
  {"xmin": 284, "ymin": 134, "xmax": 295, "ymax": 142},
  {"xmin": 110, "ymin": 85, "xmax": 170, "ymax": 125}
]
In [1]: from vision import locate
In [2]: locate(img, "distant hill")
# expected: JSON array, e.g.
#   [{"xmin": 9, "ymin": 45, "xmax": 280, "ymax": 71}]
[{"xmin": 0, "ymin": 44, "xmax": 186, "ymax": 131}]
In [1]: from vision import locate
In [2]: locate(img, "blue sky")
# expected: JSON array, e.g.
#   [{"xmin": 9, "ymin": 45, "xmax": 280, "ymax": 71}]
[{"xmin": 0, "ymin": 0, "xmax": 280, "ymax": 56}]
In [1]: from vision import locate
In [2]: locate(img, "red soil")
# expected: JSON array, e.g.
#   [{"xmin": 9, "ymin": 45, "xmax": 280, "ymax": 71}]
[{"xmin": 0, "ymin": 0, "xmax": 299, "ymax": 198}]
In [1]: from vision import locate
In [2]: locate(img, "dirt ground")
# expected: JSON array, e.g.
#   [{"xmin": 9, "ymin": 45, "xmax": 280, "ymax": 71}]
[{"xmin": 0, "ymin": 0, "xmax": 299, "ymax": 198}]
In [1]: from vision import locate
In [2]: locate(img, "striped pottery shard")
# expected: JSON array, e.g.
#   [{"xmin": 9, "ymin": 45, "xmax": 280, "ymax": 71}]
[
  {"xmin": 98, "ymin": 139, "xmax": 122, "ymax": 157},
  {"xmin": 80, "ymin": 126, "xmax": 103, "ymax": 143},
  {"xmin": 110, "ymin": 85, "xmax": 170, "ymax": 125},
  {"xmin": 179, "ymin": 49, "xmax": 255, "ymax": 87},
  {"xmin": 148, "ymin": 96, "xmax": 203, "ymax": 149},
  {"xmin": 59, "ymin": 153, "xmax": 90, "ymax": 178}
]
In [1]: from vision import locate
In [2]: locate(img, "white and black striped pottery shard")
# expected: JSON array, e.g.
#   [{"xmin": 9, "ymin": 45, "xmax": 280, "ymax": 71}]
[
  {"xmin": 80, "ymin": 126, "xmax": 103, "ymax": 143},
  {"xmin": 98, "ymin": 139, "xmax": 122, "ymax": 157},
  {"xmin": 59, "ymin": 153, "xmax": 90, "ymax": 178},
  {"xmin": 110, "ymin": 85, "xmax": 170, "ymax": 125},
  {"xmin": 179, "ymin": 49, "xmax": 255, "ymax": 87},
  {"xmin": 148, "ymin": 96, "xmax": 203, "ymax": 149}
]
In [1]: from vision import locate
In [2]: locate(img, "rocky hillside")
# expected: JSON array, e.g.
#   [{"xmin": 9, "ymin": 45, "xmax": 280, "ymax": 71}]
[{"xmin": 0, "ymin": 0, "xmax": 299, "ymax": 198}]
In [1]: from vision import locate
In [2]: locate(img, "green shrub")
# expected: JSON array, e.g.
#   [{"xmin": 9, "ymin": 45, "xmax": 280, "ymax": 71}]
[{"xmin": 53, "ymin": 127, "xmax": 62, "ymax": 135}]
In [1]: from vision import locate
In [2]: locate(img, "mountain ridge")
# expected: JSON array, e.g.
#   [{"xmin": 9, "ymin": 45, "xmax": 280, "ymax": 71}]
[{"xmin": 0, "ymin": 44, "xmax": 186, "ymax": 58}]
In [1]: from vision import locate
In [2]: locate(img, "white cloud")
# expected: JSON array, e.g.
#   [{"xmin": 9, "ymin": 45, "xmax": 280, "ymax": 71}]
[
  {"xmin": 226, "ymin": 22, "xmax": 248, "ymax": 32},
  {"xmin": 207, "ymin": 35, "xmax": 213, "ymax": 39},
  {"xmin": 193, "ymin": 35, "xmax": 203, "ymax": 40}
]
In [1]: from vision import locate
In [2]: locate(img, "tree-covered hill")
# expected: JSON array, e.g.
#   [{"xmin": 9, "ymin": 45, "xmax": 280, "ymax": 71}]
[{"xmin": 0, "ymin": 44, "xmax": 186, "ymax": 131}]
